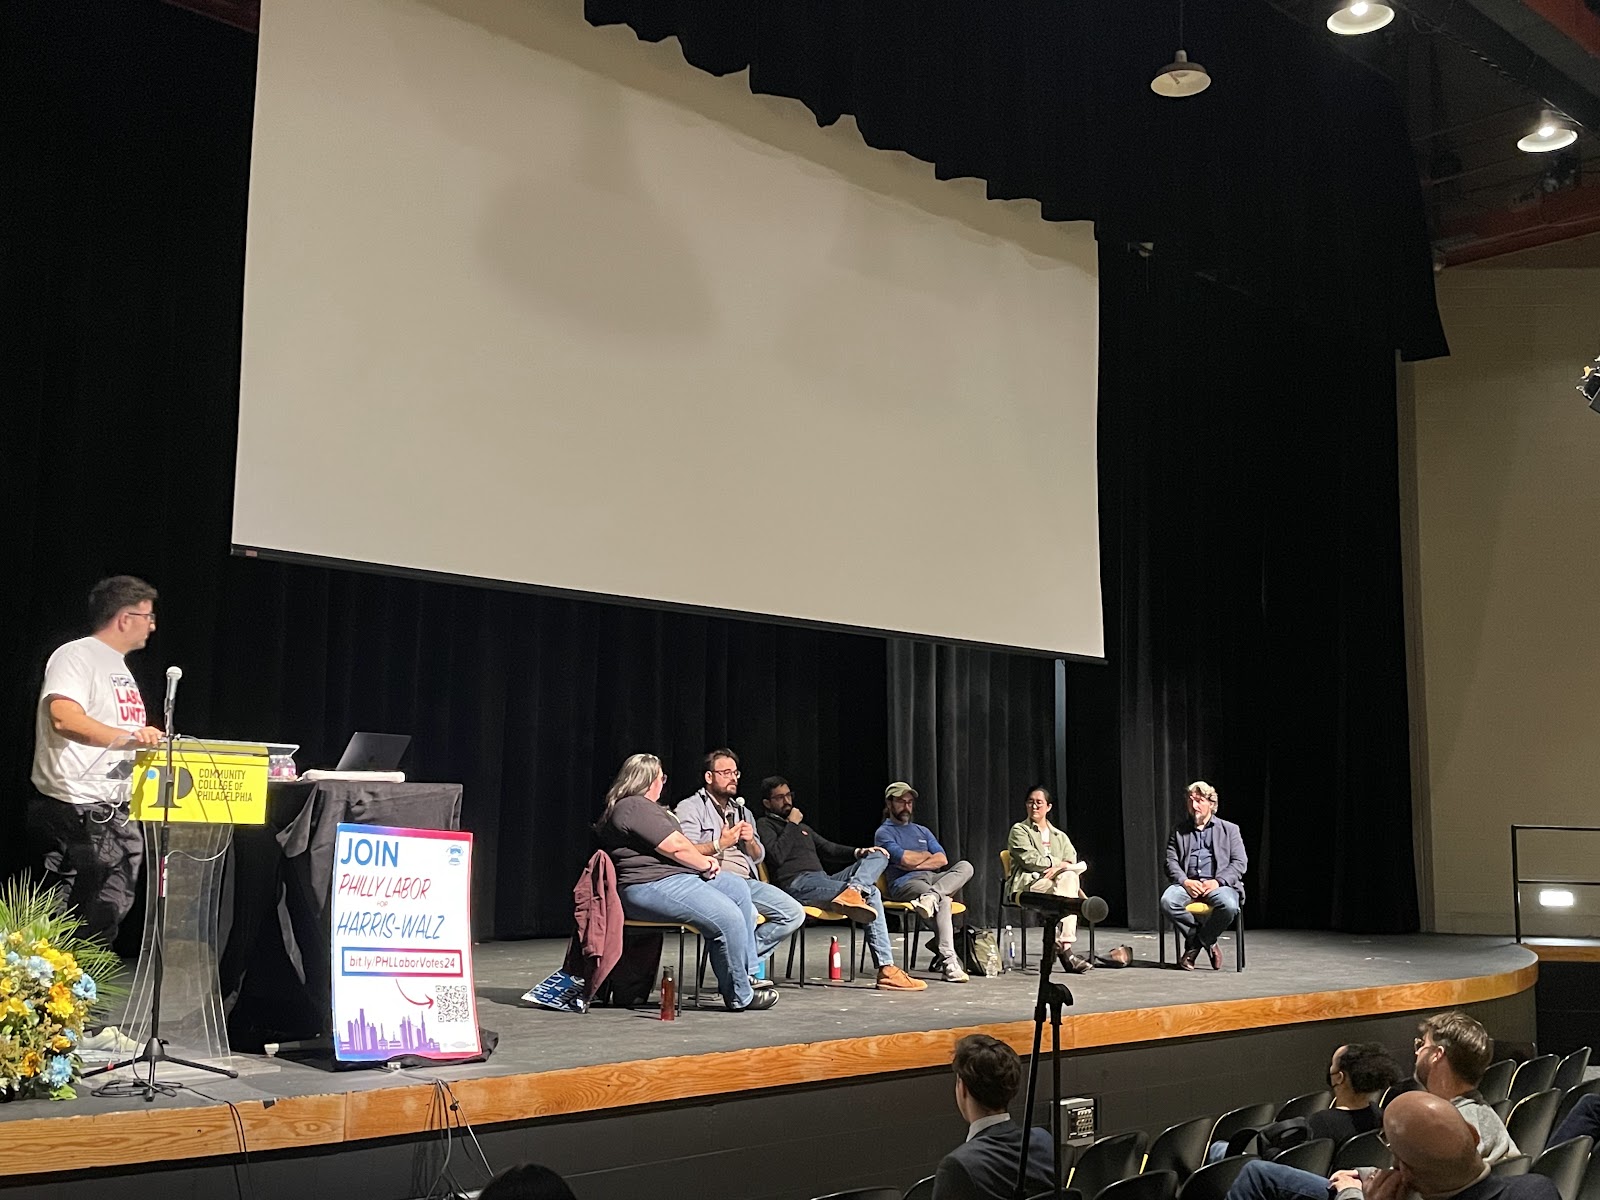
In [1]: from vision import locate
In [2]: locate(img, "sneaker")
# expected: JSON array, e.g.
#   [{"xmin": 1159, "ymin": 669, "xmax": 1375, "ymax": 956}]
[
  {"xmin": 80, "ymin": 1026, "xmax": 140, "ymax": 1056},
  {"xmin": 828, "ymin": 887, "xmax": 878, "ymax": 925},
  {"xmin": 908, "ymin": 893, "xmax": 939, "ymax": 920},
  {"xmin": 941, "ymin": 959, "xmax": 970, "ymax": 983},
  {"xmin": 875, "ymin": 964, "xmax": 928, "ymax": 991}
]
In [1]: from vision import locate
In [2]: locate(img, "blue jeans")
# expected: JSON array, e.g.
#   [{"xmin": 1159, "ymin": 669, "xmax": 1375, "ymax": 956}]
[
  {"xmin": 744, "ymin": 878, "xmax": 805, "ymax": 974},
  {"xmin": 784, "ymin": 853, "xmax": 894, "ymax": 969},
  {"xmin": 1226, "ymin": 1159, "xmax": 1331, "ymax": 1200},
  {"xmin": 1160, "ymin": 884, "xmax": 1241, "ymax": 948},
  {"xmin": 619, "ymin": 871, "xmax": 755, "ymax": 1009}
]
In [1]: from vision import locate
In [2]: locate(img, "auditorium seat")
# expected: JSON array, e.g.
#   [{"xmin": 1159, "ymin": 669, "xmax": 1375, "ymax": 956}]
[
  {"xmin": 1069, "ymin": 1130, "xmax": 1149, "ymax": 1200},
  {"xmin": 1097, "ymin": 1168, "xmax": 1179, "ymax": 1200},
  {"xmin": 1330, "ymin": 1129, "xmax": 1392, "ymax": 1171},
  {"xmin": 1530, "ymin": 1136, "xmax": 1595, "ymax": 1200},
  {"xmin": 1552, "ymin": 1047, "xmax": 1592, "ymax": 1095},
  {"xmin": 1271, "ymin": 1139, "xmax": 1334, "ymax": 1176},
  {"xmin": 1275, "ymin": 1090, "xmax": 1334, "ymax": 1120},
  {"xmin": 1556, "ymin": 1078, "xmax": 1600, "ymax": 1127},
  {"xmin": 811, "ymin": 1189, "xmax": 901, "ymax": 1200},
  {"xmin": 1493, "ymin": 1157, "xmax": 1534, "ymax": 1177},
  {"xmin": 1158, "ymin": 902, "xmax": 1244, "ymax": 971},
  {"xmin": 902, "ymin": 1175, "xmax": 936, "ymax": 1200},
  {"xmin": 1145, "ymin": 1116, "xmax": 1215, "ymax": 1182},
  {"xmin": 1175, "ymin": 1154, "xmax": 1255, "ymax": 1200},
  {"xmin": 1575, "ymin": 1144, "xmax": 1600, "ymax": 1200},
  {"xmin": 1209, "ymin": 1102, "xmax": 1276, "ymax": 1149},
  {"xmin": 1479, "ymin": 1059, "xmax": 1516, "ymax": 1104},
  {"xmin": 1511, "ymin": 1055, "xmax": 1563, "ymax": 1105},
  {"xmin": 1507, "ymin": 1088, "xmax": 1564, "ymax": 1159}
]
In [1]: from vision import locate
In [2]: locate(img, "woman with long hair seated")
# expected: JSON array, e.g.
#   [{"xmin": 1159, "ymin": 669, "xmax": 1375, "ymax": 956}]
[{"xmin": 593, "ymin": 752, "xmax": 778, "ymax": 1012}]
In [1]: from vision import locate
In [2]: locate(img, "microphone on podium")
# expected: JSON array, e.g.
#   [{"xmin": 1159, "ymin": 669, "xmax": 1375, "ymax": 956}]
[
  {"xmin": 163, "ymin": 665, "xmax": 183, "ymax": 736},
  {"xmin": 1016, "ymin": 891, "xmax": 1109, "ymax": 925}
]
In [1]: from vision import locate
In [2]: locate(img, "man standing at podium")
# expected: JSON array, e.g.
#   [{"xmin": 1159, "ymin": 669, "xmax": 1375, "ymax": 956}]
[{"xmin": 30, "ymin": 576, "xmax": 164, "ymax": 947}]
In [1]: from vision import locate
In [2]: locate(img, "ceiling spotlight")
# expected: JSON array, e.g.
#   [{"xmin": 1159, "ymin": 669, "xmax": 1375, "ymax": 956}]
[
  {"xmin": 1153, "ymin": 0, "xmax": 1211, "ymax": 98},
  {"xmin": 1152, "ymin": 50, "xmax": 1212, "ymax": 97},
  {"xmin": 1327, "ymin": 0, "xmax": 1396, "ymax": 35},
  {"xmin": 1538, "ymin": 889, "xmax": 1576, "ymax": 908},
  {"xmin": 1518, "ymin": 108, "xmax": 1578, "ymax": 153}
]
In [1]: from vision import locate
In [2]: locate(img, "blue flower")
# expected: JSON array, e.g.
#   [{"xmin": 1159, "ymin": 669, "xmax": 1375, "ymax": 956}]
[
  {"xmin": 71, "ymin": 976, "xmax": 97, "ymax": 1003},
  {"xmin": 4, "ymin": 951, "xmax": 18, "ymax": 966},
  {"xmin": 24, "ymin": 956, "xmax": 53, "ymax": 982},
  {"xmin": 41, "ymin": 1055, "xmax": 73, "ymax": 1089}
]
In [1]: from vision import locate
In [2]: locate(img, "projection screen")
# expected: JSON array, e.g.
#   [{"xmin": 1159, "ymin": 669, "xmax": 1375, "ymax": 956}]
[{"xmin": 234, "ymin": 0, "xmax": 1104, "ymax": 658}]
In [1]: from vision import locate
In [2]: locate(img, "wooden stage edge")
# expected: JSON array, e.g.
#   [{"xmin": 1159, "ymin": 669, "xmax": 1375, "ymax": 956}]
[
  {"xmin": 0, "ymin": 961, "xmax": 1537, "ymax": 1178},
  {"xmin": 1525, "ymin": 940, "xmax": 1600, "ymax": 963}
]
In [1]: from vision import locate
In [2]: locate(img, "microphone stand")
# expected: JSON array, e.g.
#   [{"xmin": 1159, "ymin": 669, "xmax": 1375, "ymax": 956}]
[
  {"xmin": 1014, "ymin": 911, "xmax": 1073, "ymax": 1200},
  {"xmin": 85, "ymin": 678, "xmax": 238, "ymax": 1100}
]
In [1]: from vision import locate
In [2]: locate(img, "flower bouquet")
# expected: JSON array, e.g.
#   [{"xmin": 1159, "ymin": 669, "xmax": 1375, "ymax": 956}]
[{"xmin": 0, "ymin": 877, "xmax": 121, "ymax": 1100}]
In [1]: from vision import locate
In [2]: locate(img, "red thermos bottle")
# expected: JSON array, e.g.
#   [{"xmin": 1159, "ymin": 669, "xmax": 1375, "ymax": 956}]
[{"xmin": 828, "ymin": 935, "xmax": 842, "ymax": 981}]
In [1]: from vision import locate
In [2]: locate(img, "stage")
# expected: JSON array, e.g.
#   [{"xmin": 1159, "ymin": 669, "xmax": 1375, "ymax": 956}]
[{"xmin": 0, "ymin": 931, "xmax": 1537, "ymax": 1200}]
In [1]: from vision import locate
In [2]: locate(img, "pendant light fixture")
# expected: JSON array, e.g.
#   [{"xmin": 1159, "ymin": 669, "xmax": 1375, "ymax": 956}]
[
  {"xmin": 1326, "ymin": 0, "xmax": 1396, "ymax": 36},
  {"xmin": 1516, "ymin": 108, "xmax": 1578, "ymax": 153},
  {"xmin": 1152, "ymin": 0, "xmax": 1211, "ymax": 98}
]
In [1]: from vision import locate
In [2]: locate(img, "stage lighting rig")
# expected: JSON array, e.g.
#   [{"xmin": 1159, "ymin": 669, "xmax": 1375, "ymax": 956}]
[{"xmin": 1580, "ymin": 355, "xmax": 1600, "ymax": 415}]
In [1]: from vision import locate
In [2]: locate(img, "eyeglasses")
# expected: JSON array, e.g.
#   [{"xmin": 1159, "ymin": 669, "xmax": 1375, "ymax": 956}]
[
  {"xmin": 124, "ymin": 610, "xmax": 156, "ymax": 623},
  {"xmin": 711, "ymin": 768, "xmax": 740, "ymax": 779},
  {"xmin": 769, "ymin": 791, "xmax": 794, "ymax": 802}
]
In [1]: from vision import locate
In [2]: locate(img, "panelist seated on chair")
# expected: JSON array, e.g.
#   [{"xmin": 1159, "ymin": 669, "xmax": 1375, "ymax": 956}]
[
  {"xmin": 1006, "ymin": 785, "xmax": 1091, "ymax": 975},
  {"xmin": 876, "ymin": 781, "xmax": 974, "ymax": 984},
  {"xmin": 1161, "ymin": 779, "xmax": 1247, "ymax": 971},
  {"xmin": 754, "ymin": 776, "xmax": 926, "ymax": 991},
  {"xmin": 933, "ymin": 1034, "xmax": 1056, "ymax": 1200},
  {"xmin": 593, "ymin": 752, "xmax": 777, "ymax": 1012},
  {"xmin": 674, "ymin": 747, "xmax": 804, "ymax": 993}
]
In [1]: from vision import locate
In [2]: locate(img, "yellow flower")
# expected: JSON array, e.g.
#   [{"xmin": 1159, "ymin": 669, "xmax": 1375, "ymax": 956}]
[
  {"xmin": 5, "ymin": 932, "xmax": 21, "ymax": 947},
  {"xmin": 46, "ymin": 985, "xmax": 74, "ymax": 1020},
  {"xmin": 51, "ymin": 1035, "xmax": 73, "ymax": 1052},
  {"xmin": 20, "ymin": 1051, "xmax": 41, "ymax": 1077},
  {"xmin": 0, "ymin": 976, "xmax": 13, "ymax": 995},
  {"xmin": 1, "ymin": 996, "xmax": 27, "ymax": 1019}
]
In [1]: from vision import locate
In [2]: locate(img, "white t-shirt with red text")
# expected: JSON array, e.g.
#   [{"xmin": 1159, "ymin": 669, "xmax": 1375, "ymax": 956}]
[{"xmin": 32, "ymin": 636, "xmax": 148, "ymax": 806}]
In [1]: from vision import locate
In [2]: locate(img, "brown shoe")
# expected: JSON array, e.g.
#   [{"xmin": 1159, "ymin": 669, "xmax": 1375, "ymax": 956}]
[
  {"xmin": 1207, "ymin": 943, "xmax": 1223, "ymax": 971},
  {"xmin": 829, "ymin": 887, "xmax": 877, "ymax": 924},
  {"xmin": 876, "ymin": 964, "xmax": 928, "ymax": 991},
  {"xmin": 1179, "ymin": 948, "xmax": 1199, "ymax": 971}
]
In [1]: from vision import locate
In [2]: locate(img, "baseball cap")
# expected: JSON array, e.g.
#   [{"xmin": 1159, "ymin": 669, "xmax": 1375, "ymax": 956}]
[{"xmin": 884, "ymin": 781, "xmax": 918, "ymax": 800}]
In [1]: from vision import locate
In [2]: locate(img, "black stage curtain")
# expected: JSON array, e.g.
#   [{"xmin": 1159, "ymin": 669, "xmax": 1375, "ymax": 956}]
[
  {"xmin": 1094, "ymin": 245, "xmax": 1420, "ymax": 933},
  {"xmin": 3, "ymin": 0, "xmax": 1421, "ymax": 943}
]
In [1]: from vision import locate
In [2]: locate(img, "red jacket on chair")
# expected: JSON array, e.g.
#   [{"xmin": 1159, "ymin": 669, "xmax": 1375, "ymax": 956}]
[{"xmin": 563, "ymin": 850, "xmax": 624, "ymax": 1000}]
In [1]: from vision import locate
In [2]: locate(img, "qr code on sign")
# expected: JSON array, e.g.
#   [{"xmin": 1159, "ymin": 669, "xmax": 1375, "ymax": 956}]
[{"xmin": 435, "ymin": 985, "xmax": 472, "ymax": 1023}]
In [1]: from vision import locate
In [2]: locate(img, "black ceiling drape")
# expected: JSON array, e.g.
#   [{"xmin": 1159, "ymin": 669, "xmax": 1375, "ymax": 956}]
[{"xmin": 3, "ymin": 0, "xmax": 1422, "ymax": 943}]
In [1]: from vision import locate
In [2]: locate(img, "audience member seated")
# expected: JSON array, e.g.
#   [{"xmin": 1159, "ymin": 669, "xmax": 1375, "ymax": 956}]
[
  {"xmin": 674, "ymin": 748, "xmax": 805, "ymax": 987},
  {"xmin": 1310, "ymin": 1042, "xmax": 1406, "ymax": 1145},
  {"xmin": 754, "ymin": 775, "xmax": 926, "ymax": 991},
  {"xmin": 1224, "ymin": 1012, "xmax": 1518, "ymax": 1200},
  {"xmin": 1548, "ymin": 1093, "xmax": 1600, "ymax": 1149},
  {"xmin": 876, "ymin": 781, "xmax": 974, "ymax": 984},
  {"xmin": 933, "ymin": 1034, "xmax": 1055, "ymax": 1200},
  {"xmin": 1006, "ymin": 785, "xmax": 1091, "ymax": 974},
  {"xmin": 1328, "ymin": 1092, "xmax": 1556, "ymax": 1200},
  {"xmin": 1162, "ymin": 780, "xmax": 1247, "ymax": 971},
  {"xmin": 593, "ymin": 752, "xmax": 777, "ymax": 1012},
  {"xmin": 479, "ymin": 1163, "xmax": 578, "ymax": 1200}
]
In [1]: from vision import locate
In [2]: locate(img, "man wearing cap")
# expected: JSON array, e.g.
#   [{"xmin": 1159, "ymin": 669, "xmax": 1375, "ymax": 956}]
[{"xmin": 875, "ymin": 782, "xmax": 974, "ymax": 983}]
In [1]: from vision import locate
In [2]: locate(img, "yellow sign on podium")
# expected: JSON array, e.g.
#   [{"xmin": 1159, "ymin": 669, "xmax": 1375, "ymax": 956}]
[{"xmin": 129, "ymin": 742, "xmax": 270, "ymax": 825}]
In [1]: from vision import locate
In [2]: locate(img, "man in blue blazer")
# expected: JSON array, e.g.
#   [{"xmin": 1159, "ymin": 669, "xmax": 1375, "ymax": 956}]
[
  {"xmin": 1161, "ymin": 780, "xmax": 1247, "ymax": 970},
  {"xmin": 933, "ymin": 1034, "xmax": 1056, "ymax": 1200}
]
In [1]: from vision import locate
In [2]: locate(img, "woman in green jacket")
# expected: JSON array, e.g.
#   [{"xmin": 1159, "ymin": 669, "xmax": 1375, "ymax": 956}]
[{"xmin": 1006, "ymin": 786, "xmax": 1091, "ymax": 972}]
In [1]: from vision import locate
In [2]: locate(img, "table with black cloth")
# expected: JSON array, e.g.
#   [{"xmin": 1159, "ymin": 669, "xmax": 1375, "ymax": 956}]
[{"xmin": 219, "ymin": 780, "xmax": 463, "ymax": 1050}]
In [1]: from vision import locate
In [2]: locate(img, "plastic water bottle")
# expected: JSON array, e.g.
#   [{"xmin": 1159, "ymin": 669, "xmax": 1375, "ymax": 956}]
[
  {"xmin": 1004, "ymin": 924, "xmax": 1017, "ymax": 969},
  {"xmin": 659, "ymin": 967, "xmax": 676, "ymax": 1021},
  {"xmin": 754, "ymin": 956, "xmax": 767, "ymax": 982}
]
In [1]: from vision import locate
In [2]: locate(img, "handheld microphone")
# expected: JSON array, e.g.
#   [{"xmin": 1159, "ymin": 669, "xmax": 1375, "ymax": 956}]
[
  {"xmin": 163, "ymin": 665, "xmax": 183, "ymax": 737},
  {"xmin": 1016, "ymin": 891, "xmax": 1109, "ymax": 924}
]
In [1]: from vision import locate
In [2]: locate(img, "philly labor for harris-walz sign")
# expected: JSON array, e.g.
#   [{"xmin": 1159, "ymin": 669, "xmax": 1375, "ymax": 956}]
[{"xmin": 330, "ymin": 824, "xmax": 481, "ymax": 1062}]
